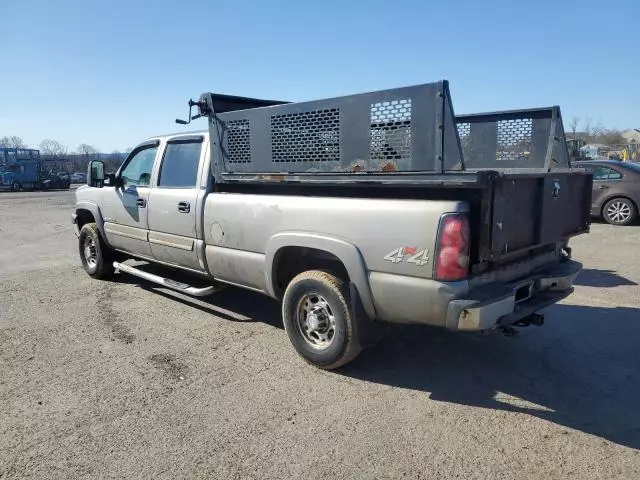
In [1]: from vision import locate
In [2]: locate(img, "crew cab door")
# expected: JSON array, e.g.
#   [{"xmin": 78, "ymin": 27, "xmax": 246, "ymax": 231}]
[
  {"xmin": 147, "ymin": 136, "xmax": 205, "ymax": 271},
  {"xmin": 101, "ymin": 141, "xmax": 159, "ymax": 257}
]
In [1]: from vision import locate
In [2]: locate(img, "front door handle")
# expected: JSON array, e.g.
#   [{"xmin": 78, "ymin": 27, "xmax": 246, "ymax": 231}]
[
  {"xmin": 178, "ymin": 201, "xmax": 191, "ymax": 213},
  {"xmin": 136, "ymin": 198, "xmax": 146, "ymax": 207}
]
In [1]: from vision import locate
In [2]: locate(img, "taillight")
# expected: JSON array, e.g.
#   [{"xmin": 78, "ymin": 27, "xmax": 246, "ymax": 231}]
[{"xmin": 434, "ymin": 213, "xmax": 470, "ymax": 281}]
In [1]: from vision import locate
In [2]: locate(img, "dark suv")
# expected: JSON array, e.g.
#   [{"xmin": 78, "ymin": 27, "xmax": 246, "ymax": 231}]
[{"xmin": 575, "ymin": 160, "xmax": 640, "ymax": 225}]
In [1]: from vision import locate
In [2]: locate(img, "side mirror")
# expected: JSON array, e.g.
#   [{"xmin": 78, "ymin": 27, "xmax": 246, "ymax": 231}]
[
  {"xmin": 104, "ymin": 173, "xmax": 118, "ymax": 187},
  {"xmin": 87, "ymin": 160, "xmax": 105, "ymax": 188}
]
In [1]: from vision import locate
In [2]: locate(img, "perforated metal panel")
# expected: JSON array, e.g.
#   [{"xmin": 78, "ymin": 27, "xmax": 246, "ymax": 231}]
[
  {"xmin": 455, "ymin": 110, "xmax": 556, "ymax": 169},
  {"xmin": 370, "ymin": 99, "xmax": 412, "ymax": 162},
  {"xmin": 209, "ymin": 82, "xmax": 455, "ymax": 175},
  {"xmin": 456, "ymin": 119, "xmax": 533, "ymax": 162},
  {"xmin": 496, "ymin": 118, "xmax": 533, "ymax": 161},
  {"xmin": 225, "ymin": 119, "xmax": 251, "ymax": 164},
  {"xmin": 270, "ymin": 109, "xmax": 340, "ymax": 163},
  {"xmin": 457, "ymin": 122, "xmax": 471, "ymax": 155}
]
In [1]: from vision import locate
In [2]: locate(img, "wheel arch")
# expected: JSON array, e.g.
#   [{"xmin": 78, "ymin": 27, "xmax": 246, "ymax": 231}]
[
  {"xmin": 75, "ymin": 201, "xmax": 112, "ymax": 248},
  {"xmin": 265, "ymin": 232, "xmax": 376, "ymax": 320}
]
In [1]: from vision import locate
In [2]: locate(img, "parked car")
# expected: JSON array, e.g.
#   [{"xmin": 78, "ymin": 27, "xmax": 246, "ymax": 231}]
[
  {"xmin": 70, "ymin": 172, "xmax": 87, "ymax": 183},
  {"xmin": 574, "ymin": 160, "xmax": 640, "ymax": 225}
]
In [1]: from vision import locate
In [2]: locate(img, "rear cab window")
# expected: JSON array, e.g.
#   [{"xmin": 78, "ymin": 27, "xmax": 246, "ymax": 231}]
[{"xmin": 157, "ymin": 138, "xmax": 203, "ymax": 188}]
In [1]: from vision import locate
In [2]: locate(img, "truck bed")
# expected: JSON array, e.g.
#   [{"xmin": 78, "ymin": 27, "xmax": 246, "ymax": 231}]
[{"xmin": 191, "ymin": 79, "xmax": 591, "ymax": 270}]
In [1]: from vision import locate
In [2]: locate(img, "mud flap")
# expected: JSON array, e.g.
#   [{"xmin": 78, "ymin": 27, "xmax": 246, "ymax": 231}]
[{"xmin": 349, "ymin": 282, "xmax": 388, "ymax": 349}]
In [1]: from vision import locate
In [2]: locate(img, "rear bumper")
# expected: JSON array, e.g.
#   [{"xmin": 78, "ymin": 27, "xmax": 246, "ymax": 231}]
[{"xmin": 445, "ymin": 259, "xmax": 582, "ymax": 331}]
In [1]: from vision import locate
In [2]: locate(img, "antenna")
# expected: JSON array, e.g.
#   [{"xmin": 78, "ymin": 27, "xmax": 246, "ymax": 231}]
[{"xmin": 175, "ymin": 99, "xmax": 206, "ymax": 125}]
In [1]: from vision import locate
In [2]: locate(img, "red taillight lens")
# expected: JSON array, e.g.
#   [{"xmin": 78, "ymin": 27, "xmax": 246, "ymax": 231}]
[{"xmin": 434, "ymin": 213, "xmax": 470, "ymax": 281}]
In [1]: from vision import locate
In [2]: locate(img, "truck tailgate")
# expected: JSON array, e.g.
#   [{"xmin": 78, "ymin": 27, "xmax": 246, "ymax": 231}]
[{"xmin": 485, "ymin": 171, "xmax": 592, "ymax": 260}]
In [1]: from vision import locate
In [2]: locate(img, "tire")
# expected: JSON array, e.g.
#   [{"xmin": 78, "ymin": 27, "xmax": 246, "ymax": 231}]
[
  {"xmin": 78, "ymin": 223, "xmax": 115, "ymax": 279},
  {"xmin": 603, "ymin": 197, "xmax": 637, "ymax": 226},
  {"xmin": 11, "ymin": 182, "xmax": 21, "ymax": 192},
  {"xmin": 282, "ymin": 270, "xmax": 361, "ymax": 370}
]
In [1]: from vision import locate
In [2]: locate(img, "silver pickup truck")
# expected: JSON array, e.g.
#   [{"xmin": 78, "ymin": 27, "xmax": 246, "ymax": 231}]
[{"xmin": 72, "ymin": 80, "xmax": 591, "ymax": 369}]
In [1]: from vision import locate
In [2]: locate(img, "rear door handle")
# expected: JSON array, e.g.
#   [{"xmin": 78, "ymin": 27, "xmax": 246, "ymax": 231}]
[
  {"xmin": 599, "ymin": 185, "xmax": 610, "ymax": 190},
  {"xmin": 178, "ymin": 201, "xmax": 191, "ymax": 213},
  {"xmin": 136, "ymin": 198, "xmax": 146, "ymax": 207}
]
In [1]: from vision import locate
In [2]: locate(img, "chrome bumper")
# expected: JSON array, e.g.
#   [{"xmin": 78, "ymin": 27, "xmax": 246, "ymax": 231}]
[{"xmin": 445, "ymin": 259, "xmax": 582, "ymax": 331}]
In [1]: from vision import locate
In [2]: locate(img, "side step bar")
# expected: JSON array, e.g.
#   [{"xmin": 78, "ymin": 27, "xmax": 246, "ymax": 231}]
[{"xmin": 113, "ymin": 261, "xmax": 221, "ymax": 297}]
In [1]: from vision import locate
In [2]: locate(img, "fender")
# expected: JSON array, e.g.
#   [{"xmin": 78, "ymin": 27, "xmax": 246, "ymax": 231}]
[
  {"xmin": 75, "ymin": 201, "xmax": 112, "ymax": 248},
  {"xmin": 264, "ymin": 232, "xmax": 377, "ymax": 320}
]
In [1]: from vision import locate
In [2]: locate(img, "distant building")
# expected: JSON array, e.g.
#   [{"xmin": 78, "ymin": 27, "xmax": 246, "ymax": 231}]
[{"xmin": 621, "ymin": 129, "xmax": 640, "ymax": 143}]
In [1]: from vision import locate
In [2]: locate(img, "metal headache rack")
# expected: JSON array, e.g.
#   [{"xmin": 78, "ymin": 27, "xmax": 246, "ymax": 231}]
[
  {"xmin": 455, "ymin": 106, "xmax": 570, "ymax": 171},
  {"xmin": 190, "ymin": 80, "xmax": 571, "ymax": 185}
]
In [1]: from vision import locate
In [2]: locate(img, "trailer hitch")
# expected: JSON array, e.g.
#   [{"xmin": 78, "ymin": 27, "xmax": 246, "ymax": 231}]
[
  {"xmin": 175, "ymin": 99, "xmax": 208, "ymax": 125},
  {"xmin": 513, "ymin": 313, "xmax": 545, "ymax": 327},
  {"xmin": 498, "ymin": 313, "xmax": 545, "ymax": 336}
]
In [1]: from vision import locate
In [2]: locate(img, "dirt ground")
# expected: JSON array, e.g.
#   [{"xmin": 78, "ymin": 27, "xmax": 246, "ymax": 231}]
[{"xmin": 1, "ymin": 189, "xmax": 639, "ymax": 479}]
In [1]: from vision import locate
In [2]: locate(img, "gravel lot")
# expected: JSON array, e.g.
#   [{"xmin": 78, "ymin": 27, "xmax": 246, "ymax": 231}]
[{"xmin": 1, "ymin": 189, "xmax": 639, "ymax": 479}]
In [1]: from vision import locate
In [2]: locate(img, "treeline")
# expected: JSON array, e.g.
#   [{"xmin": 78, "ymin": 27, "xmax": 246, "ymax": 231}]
[
  {"xmin": 567, "ymin": 117, "xmax": 632, "ymax": 146},
  {"xmin": 0, "ymin": 136, "xmax": 129, "ymax": 173}
]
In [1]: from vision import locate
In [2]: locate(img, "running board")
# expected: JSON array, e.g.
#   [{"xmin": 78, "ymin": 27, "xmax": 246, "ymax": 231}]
[{"xmin": 113, "ymin": 261, "xmax": 221, "ymax": 297}]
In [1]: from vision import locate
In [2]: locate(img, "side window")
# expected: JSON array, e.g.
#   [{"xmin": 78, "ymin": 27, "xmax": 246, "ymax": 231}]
[
  {"xmin": 120, "ymin": 146, "xmax": 158, "ymax": 188},
  {"xmin": 157, "ymin": 141, "xmax": 202, "ymax": 188},
  {"xmin": 608, "ymin": 168, "xmax": 622, "ymax": 180},
  {"xmin": 592, "ymin": 166, "xmax": 611, "ymax": 181}
]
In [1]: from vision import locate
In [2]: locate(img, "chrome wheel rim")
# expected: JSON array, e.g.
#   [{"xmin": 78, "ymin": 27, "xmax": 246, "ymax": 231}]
[
  {"xmin": 83, "ymin": 236, "xmax": 98, "ymax": 268},
  {"xmin": 295, "ymin": 292, "xmax": 336, "ymax": 350},
  {"xmin": 607, "ymin": 201, "xmax": 631, "ymax": 224}
]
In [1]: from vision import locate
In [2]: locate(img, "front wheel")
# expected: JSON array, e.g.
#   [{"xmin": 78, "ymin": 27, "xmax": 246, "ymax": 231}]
[
  {"xmin": 282, "ymin": 270, "xmax": 361, "ymax": 370},
  {"xmin": 78, "ymin": 223, "xmax": 115, "ymax": 279},
  {"xmin": 11, "ymin": 182, "xmax": 21, "ymax": 192},
  {"xmin": 603, "ymin": 198, "xmax": 637, "ymax": 226}
]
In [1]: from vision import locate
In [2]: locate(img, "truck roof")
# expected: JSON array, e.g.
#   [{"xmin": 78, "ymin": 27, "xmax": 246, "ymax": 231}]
[{"xmin": 143, "ymin": 129, "xmax": 208, "ymax": 143}]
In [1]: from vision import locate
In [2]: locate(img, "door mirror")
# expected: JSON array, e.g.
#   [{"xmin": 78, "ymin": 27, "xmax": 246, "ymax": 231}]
[
  {"xmin": 103, "ymin": 173, "xmax": 117, "ymax": 187},
  {"xmin": 88, "ymin": 160, "xmax": 105, "ymax": 188}
]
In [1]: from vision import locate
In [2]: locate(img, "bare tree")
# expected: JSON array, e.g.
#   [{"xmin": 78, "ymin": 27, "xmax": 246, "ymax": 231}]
[
  {"xmin": 0, "ymin": 135, "xmax": 27, "ymax": 148},
  {"xmin": 595, "ymin": 129, "xmax": 626, "ymax": 146},
  {"xmin": 107, "ymin": 150, "xmax": 126, "ymax": 171},
  {"xmin": 39, "ymin": 139, "xmax": 68, "ymax": 157},
  {"xmin": 569, "ymin": 116, "xmax": 580, "ymax": 139},
  {"xmin": 77, "ymin": 144, "xmax": 98, "ymax": 156},
  {"xmin": 583, "ymin": 118, "xmax": 604, "ymax": 144}
]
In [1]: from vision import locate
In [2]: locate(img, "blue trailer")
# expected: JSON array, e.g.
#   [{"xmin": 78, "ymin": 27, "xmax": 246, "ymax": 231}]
[{"xmin": 0, "ymin": 148, "xmax": 70, "ymax": 191}]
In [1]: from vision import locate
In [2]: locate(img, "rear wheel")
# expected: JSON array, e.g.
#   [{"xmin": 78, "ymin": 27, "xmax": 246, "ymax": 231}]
[
  {"xmin": 282, "ymin": 270, "xmax": 361, "ymax": 370},
  {"xmin": 603, "ymin": 198, "xmax": 637, "ymax": 226},
  {"xmin": 78, "ymin": 223, "xmax": 115, "ymax": 279},
  {"xmin": 11, "ymin": 182, "xmax": 21, "ymax": 192}
]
